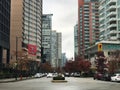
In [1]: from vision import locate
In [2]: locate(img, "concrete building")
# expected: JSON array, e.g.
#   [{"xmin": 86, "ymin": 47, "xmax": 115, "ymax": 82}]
[
  {"xmin": 78, "ymin": 0, "xmax": 99, "ymax": 57},
  {"xmin": 61, "ymin": 53, "xmax": 67, "ymax": 67},
  {"xmin": 51, "ymin": 31, "xmax": 62, "ymax": 68},
  {"xmin": 56, "ymin": 33, "xmax": 62, "ymax": 68},
  {"xmin": 74, "ymin": 23, "xmax": 78, "ymax": 60},
  {"xmin": 99, "ymin": 0, "xmax": 120, "ymax": 41},
  {"xmin": 10, "ymin": 0, "xmax": 42, "ymax": 62},
  {"xmin": 85, "ymin": 41, "xmax": 120, "ymax": 58},
  {"xmin": 51, "ymin": 30, "xmax": 57, "ymax": 68},
  {"xmin": 0, "ymin": 0, "xmax": 11, "ymax": 64},
  {"xmin": 42, "ymin": 14, "xmax": 53, "ymax": 62}
]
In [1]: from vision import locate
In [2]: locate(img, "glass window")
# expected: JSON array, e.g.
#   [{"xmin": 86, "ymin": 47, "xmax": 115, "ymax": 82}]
[
  {"xmin": 118, "ymin": 21, "xmax": 120, "ymax": 31},
  {"xmin": 118, "ymin": 0, "xmax": 120, "ymax": 5},
  {"xmin": 118, "ymin": 8, "xmax": 120, "ymax": 18}
]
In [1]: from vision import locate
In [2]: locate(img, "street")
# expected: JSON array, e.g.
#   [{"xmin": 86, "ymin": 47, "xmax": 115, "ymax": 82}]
[{"xmin": 0, "ymin": 77, "xmax": 120, "ymax": 90}]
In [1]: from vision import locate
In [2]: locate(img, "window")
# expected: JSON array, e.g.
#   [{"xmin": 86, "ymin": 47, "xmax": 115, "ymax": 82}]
[
  {"xmin": 118, "ymin": 21, "xmax": 120, "ymax": 31},
  {"xmin": 118, "ymin": 8, "xmax": 120, "ymax": 18},
  {"xmin": 117, "ymin": 0, "xmax": 120, "ymax": 5}
]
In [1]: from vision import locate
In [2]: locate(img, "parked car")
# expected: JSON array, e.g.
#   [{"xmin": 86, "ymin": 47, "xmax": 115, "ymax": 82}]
[
  {"xmin": 70, "ymin": 73, "xmax": 74, "ymax": 77},
  {"xmin": 64, "ymin": 72, "xmax": 70, "ymax": 77},
  {"xmin": 53, "ymin": 73, "xmax": 58, "ymax": 77},
  {"xmin": 111, "ymin": 73, "xmax": 120, "ymax": 82},
  {"xmin": 74, "ymin": 72, "xmax": 80, "ymax": 77},
  {"xmin": 93, "ymin": 73, "xmax": 103, "ymax": 80},
  {"xmin": 101, "ymin": 73, "xmax": 111, "ymax": 81},
  {"xmin": 47, "ymin": 73, "xmax": 53, "ymax": 78},
  {"xmin": 34, "ymin": 73, "xmax": 42, "ymax": 78}
]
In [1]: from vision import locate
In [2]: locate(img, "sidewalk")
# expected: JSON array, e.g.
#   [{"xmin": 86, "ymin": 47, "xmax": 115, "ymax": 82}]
[{"xmin": 0, "ymin": 77, "xmax": 33, "ymax": 83}]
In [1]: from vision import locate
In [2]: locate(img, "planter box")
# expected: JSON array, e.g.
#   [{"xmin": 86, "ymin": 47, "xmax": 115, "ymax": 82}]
[
  {"xmin": 51, "ymin": 80, "xmax": 67, "ymax": 83},
  {"xmin": 53, "ymin": 76, "xmax": 65, "ymax": 80}
]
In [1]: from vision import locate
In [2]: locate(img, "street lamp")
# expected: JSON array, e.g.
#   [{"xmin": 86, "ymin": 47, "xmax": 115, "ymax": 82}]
[
  {"xmin": 15, "ymin": 36, "xmax": 26, "ymax": 80},
  {"xmin": 15, "ymin": 36, "xmax": 21, "ymax": 80}
]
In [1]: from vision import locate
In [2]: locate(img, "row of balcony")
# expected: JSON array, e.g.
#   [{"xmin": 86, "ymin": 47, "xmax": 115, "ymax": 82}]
[
  {"xmin": 100, "ymin": 18, "xmax": 117, "ymax": 28},
  {"xmin": 99, "ymin": 0, "xmax": 117, "ymax": 14}
]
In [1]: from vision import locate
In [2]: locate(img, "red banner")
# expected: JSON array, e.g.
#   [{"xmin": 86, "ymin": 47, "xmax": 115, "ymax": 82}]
[{"xmin": 28, "ymin": 44, "xmax": 37, "ymax": 55}]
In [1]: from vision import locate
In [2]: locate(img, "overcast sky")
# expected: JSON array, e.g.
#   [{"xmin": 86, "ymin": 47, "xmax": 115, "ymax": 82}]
[{"xmin": 43, "ymin": 0, "xmax": 78, "ymax": 59}]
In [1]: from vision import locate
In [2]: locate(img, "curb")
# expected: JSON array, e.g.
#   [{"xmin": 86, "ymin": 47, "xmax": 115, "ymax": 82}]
[
  {"xmin": 0, "ymin": 77, "xmax": 34, "ymax": 83},
  {"xmin": 51, "ymin": 80, "xmax": 68, "ymax": 83}
]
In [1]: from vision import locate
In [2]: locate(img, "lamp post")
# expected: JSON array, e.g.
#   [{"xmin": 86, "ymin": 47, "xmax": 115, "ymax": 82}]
[
  {"xmin": 15, "ymin": 36, "xmax": 21, "ymax": 80},
  {"xmin": 15, "ymin": 36, "xmax": 25, "ymax": 80}
]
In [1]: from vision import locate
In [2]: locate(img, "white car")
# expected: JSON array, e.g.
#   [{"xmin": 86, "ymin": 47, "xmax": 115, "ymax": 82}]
[
  {"xmin": 111, "ymin": 73, "xmax": 120, "ymax": 82},
  {"xmin": 34, "ymin": 73, "xmax": 42, "ymax": 78},
  {"xmin": 47, "ymin": 73, "xmax": 53, "ymax": 78}
]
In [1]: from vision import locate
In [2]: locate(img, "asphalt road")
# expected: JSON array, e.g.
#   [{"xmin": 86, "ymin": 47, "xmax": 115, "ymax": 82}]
[{"xmin": 0, "ymin": 77, "xmax": 120, "ymax": 90}]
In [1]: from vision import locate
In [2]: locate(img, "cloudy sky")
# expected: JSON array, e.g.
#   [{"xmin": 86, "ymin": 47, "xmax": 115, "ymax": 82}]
[{"xmin": 43, "ymin": 0, "xmax": 78, "ymax": 59}]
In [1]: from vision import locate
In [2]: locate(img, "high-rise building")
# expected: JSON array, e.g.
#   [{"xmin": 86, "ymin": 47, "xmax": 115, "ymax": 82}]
[
  {"xmin": 99, "ymin": 0, "xmax": 120, "ymax": 41},
  {"xmin": 42, "ymin": 14, "xmax": 53, "ymax": 62},
  {"xmin": 74, "ymin": 23, "xmax": 78, "ymax": 60},
  {"xmin": 61, "ymin": 53, "xmax": 67, "ymax": 67},
  {"xmin": 51, "ymin": 31, "xmax": 62, "ymax": 68},
  {"xmin": 0, "ymin": 0, "xmax": 11, "ymax": 64},
  {"xmin": 51, "ymin": 30, "xmax": 57, "ymax": 67},
  {"xmin": 10, "ymin": 0, "xmax": 42, "ymax": 62},
  {"xmin": 56, "ymin": 33, "xmax": 62, "ymax": 67},
  {"xmin": 78, "ymin": 0, "xmax": 99, "ymax": 57}
]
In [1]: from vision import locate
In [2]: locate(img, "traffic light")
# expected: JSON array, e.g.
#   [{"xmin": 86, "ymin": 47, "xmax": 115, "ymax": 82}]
[{"xmin": 98, "ymin": 43, "xmax": 102, "ymax": 51}]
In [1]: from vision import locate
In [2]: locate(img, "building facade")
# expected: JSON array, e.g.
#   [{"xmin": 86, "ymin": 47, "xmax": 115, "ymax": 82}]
[
  {"xmin": 50, "ymin": 31, "xmax": 62, "ymax": 68},
  {"xmin": 61, "ymin": 53, "xmax": 67, "ymax": 67},
  {"xmin": 99, "ymin": 0, "xmax": 120, "ymax": 41},
  {"xmin": 51, "ymin": 30, "xmax": 57, "ymax": 67},
  {"xmin": 42, "ymin": 14, "xmax": 53, "ymax": 62},
  {"xmin": 74, "ymin": 23, "xmax": 78, "ymax": 60},
  {"xmin": 78, "ymin": 0, "xmax": 99, "ymax": 57},
  {"xmin": 10, "ymin": 0, "xmax": 42, "ymax": 62},
  {"xmin": 56, "ymin": 33, "xmax": 62, "ymax": 68},
  {"xmin": 0, "ymin": 0, "xmax": 11, "ymax": 64}
]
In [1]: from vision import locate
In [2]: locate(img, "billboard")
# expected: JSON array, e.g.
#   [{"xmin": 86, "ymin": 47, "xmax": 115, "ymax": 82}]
[{"xmin": 28, "ymin": 44, "xmax": 37, "ymax": 55}]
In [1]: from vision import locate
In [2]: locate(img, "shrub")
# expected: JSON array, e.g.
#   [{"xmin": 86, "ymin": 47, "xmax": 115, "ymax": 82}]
[{"xmin": 53, "ymin": 76, "xmax": 65, "ymax": 80}]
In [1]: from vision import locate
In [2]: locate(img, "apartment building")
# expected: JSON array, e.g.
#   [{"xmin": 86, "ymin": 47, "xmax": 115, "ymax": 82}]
[
  {"xmin": 78, "ymin": 0, "xmax": 99, "ymax": 57},
  {"xmin": 99, "ymin": 0, "xmax": 120, "ymax": 41},
  {"xmin": 10, "ymin": 0, "xmax": 42, "ymax": 62},
  {"xmin": 74, "ymin": 23, "xmax": 78, "ymax": 59}
]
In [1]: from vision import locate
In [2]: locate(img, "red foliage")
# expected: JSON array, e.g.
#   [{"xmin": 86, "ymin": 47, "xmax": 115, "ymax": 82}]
[
  {"xmin": 95, "ymin": 51, "xmax": 106, "ymax": 73},
  {"xmin": 108, "ymin": 60, "xmax": 120, "ymax": 74},
  {"xmin": 96, "ymin": 51, "xmax": 105, "ymax": 57},
  {"xmin": 41, "ymin": 62, "xmax": 53, "ymax": 72},
  {"xmin": 64, "ymin": 60, "xmax": 91, "ymax": 73}
]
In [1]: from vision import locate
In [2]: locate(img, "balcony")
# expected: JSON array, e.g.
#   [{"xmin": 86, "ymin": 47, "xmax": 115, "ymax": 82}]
[
  {"xmin": 106, "ymin": 4, "xmax": 116, "ymax": 11},
  {"xmin": 106, "ymin": 11, "xmax": 116, "ymax": 18},
  {"xmin": 109, "ymin": 30, "xmax": 117, "ymax": 34},
  {"xmin": 100, "ymin": 35, "xmax": 104, "ymax": 38},
  {"xmin": 107, "ymin": 24, "xmax": 117, "ymax": 29},
  {"xmin": 99, "ymin": 17, "xmax": 104, "ymax": 21},
  {"xmin": 109, "ymin": 36, "xmax": 117, "ymax": 40},
  {"xmin": 109, "ymin": 18, "xmax": 116, "ymax": 22},
  {"xmin": 109, "ymin": 5, "xmax": 116, "ymax": 10},
  {"xmin": 101, "ymin": 0, "xmax": 106, "ymax": 3},
  {"xmin": 106, "ymin": 17, "xmax": 116, "ymax": 23},
  {"xmin": 107, "ymin": 0, "xmax": 117, "ymax": 6}
]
